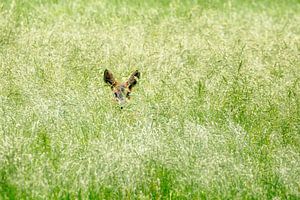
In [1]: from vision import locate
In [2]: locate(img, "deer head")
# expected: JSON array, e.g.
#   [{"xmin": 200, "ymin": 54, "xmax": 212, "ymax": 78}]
[{"xmin": 104, "ymin": 69, "xmax": 140, "ymax": 109}]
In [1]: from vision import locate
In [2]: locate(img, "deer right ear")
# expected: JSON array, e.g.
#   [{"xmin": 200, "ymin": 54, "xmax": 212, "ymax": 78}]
[
  {"xmin": 104, "ymin": 69, "xmax": 116, "ymax": 86},
  {"xmin": 127, "ymin": 70, "xmax": 140, "ymax": 90}
]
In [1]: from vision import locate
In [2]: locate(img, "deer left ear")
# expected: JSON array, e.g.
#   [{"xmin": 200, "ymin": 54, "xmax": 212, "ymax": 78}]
[
  {"xmin": 127, "ymin": 70, "xmax": 140, "ymax": 90},
  {"xmin": 104, "ymin": 69, "xmax": 116, "ymax": 87}
]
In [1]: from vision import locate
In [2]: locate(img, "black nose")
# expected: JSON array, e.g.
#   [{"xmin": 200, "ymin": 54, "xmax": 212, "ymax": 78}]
[{"xmin": 120, "ymin": 106, "xmax": 123, "ymax": 109}]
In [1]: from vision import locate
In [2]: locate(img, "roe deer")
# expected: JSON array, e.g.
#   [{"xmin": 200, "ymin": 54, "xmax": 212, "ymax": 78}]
[{"xmin": 104, "ymin": 69, "xmax": 140, "ymax": 109}]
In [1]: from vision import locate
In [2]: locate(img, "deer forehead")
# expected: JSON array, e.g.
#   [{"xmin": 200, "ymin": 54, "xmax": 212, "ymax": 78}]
[{"xmin": 113, "ymin": 83, "xmax": 129, "ymax": 91}]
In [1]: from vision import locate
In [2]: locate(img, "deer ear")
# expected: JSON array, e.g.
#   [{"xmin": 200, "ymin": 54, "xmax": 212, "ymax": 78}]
[
  {"xmin": 127, "ymin": 70, "xmax": 140, "ymax": 90},
  {"xmin": 104, "ymin": 69, "xmax": 116, "ymax": 86}
]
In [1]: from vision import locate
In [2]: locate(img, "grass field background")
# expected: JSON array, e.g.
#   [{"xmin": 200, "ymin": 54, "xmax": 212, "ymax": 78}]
[{"xmin": 0, "ymin": 0, "xmax": 299, "ymax": 199}]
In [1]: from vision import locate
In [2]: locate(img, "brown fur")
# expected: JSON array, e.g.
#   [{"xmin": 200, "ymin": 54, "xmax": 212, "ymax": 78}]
[{"xmin": 104, "ymin": 69, "xmax": 140, "ymax": 106}]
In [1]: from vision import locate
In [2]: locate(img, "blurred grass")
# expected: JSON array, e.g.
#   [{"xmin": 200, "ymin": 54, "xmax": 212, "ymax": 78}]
[{"xmin": 0, "ymin": 0, "xmax": 300, "ymax": 199}]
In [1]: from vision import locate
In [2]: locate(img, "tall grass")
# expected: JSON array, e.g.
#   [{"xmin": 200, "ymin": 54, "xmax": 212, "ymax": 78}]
[{"xmin": 0, "ymin": 0, "xmax": 299, "ymax": 199}]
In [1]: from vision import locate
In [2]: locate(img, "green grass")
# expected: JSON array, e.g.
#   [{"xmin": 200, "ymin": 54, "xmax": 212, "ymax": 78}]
[{"xmin": 0, "ymin": 0, "xmax": 300, "ymax": 199}]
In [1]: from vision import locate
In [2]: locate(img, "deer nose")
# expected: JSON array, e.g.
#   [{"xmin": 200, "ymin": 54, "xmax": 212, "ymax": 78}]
[{"xmin": 119, "ymin": 100, "xmax": 126, "ymax": 108}]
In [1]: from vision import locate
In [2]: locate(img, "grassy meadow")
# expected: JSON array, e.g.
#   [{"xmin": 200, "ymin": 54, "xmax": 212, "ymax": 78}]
[{"xmin": 0, "ymin": 0, "xmax": 300, "ymax": 199}]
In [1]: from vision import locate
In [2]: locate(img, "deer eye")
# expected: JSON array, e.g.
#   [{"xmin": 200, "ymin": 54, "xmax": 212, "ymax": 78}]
[{"xmin": 114, "ymin": 92, "xmax": 118, "ymax": 97}]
